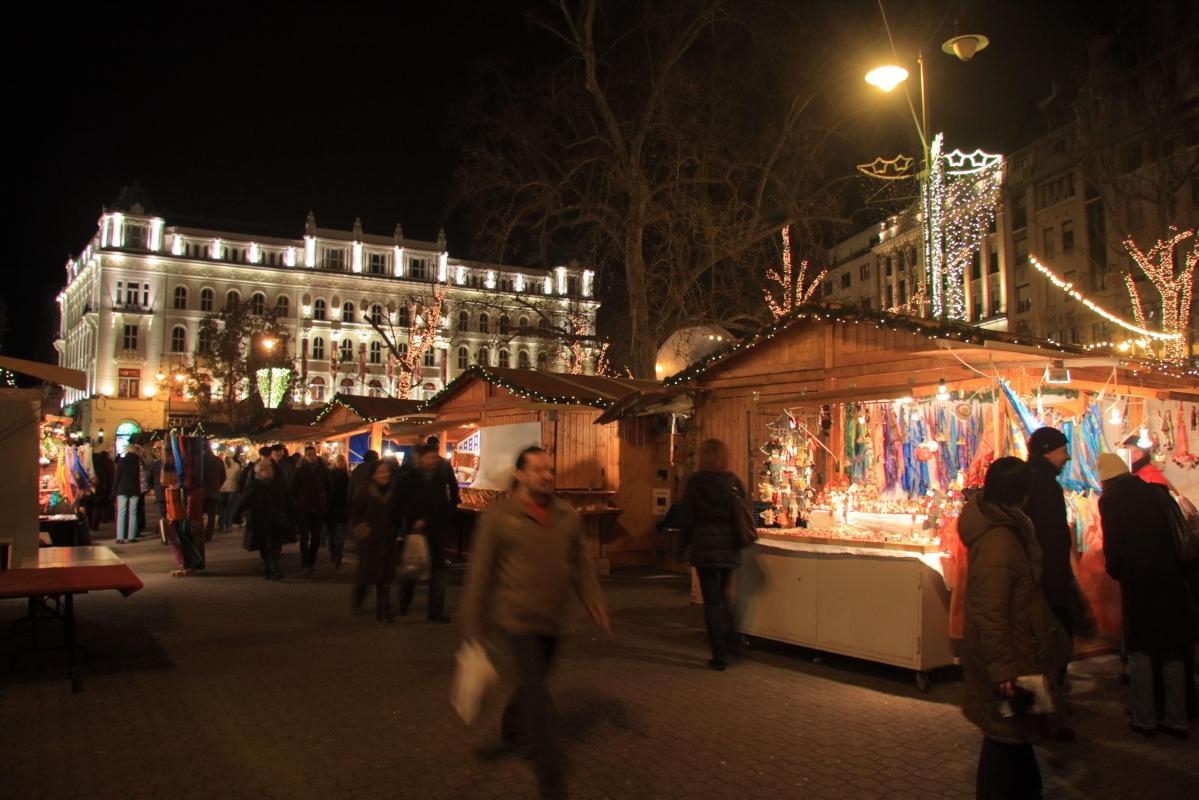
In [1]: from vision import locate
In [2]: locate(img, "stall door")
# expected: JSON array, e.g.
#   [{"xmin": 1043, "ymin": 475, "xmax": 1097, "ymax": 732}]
[{"xmin": 738, "ymin": 548, "xmax": 819, "ymax": 646}]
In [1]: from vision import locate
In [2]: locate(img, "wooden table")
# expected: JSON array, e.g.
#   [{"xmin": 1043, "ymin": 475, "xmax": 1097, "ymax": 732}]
[{"xmin": 1, "ymin": 546, "xmax": 143, "ymax": 691}]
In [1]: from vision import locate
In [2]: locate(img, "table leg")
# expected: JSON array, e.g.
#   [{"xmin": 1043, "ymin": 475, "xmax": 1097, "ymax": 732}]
[{"xmin": 64, "ymin": 593, "xmax": 81, "ymax": 692}]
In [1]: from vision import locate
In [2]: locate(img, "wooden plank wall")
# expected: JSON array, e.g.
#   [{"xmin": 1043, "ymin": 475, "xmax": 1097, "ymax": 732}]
[
  {"xmin": 551, "ymin": 410, "xmax": 615, "ymax": 489},
  {"xmin": 610, "ymin": 416, "xmax": 660, "ymax": 565}
]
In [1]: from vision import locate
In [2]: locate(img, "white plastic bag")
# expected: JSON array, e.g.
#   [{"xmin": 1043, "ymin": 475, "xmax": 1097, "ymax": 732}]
[
  {"xmin": 450, "ymin": 641, "xmax": 498, "ymax": 725},
  {"xmin": 398, "ymin": 532, "xmax": 430, "ymax": 580}
]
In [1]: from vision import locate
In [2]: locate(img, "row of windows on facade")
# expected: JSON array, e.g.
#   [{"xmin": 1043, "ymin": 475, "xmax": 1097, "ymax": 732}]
[
  {"xmin": 113, "ymin": 369, "xmax": 434, "ymax": 402},
  {"xmin": 148, "ymin": 285, "xmax": 565, "ymax": 334}
]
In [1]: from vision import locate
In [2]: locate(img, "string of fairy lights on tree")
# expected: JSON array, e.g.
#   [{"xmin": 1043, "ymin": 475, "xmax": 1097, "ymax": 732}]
[
  {"xmin": 1122, "ymin": 227, "xmax": 1197, "ymax": 364},
  {"xmin": 764, "ymin": 225, "xmax": 827, "ymax": 319}
]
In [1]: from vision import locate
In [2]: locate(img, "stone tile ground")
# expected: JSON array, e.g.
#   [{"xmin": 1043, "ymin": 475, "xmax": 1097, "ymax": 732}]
[{"xmin": 2, "ymin": 523, "xmax": 1196, "ymax": 799}]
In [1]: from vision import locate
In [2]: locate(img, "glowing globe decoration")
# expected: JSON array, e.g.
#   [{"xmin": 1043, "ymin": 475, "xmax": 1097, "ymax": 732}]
[
  {"xmin": 655, "ymin": 324, "xmax": 734, "ymax": 379},
  {"xmin": 256, "ymin": 367, "xmax": 293, "ymax": 409}
]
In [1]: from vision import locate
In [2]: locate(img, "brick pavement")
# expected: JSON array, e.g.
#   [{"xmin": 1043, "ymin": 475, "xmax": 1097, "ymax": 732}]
[{"xmin": 2, "ymin": 524, "xmax": 1196, "ymax": 799}]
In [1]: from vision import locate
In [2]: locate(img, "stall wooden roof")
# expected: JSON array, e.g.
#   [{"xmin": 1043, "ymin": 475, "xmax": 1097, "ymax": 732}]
[
  {"xmin": 665, "ymin": 303, "xmax": 1199, "ymax": 403},
  {"xmin": 316, "ymin": 393, "xmax": 427, "ymax": 423},
  {"xmin": 424, "ymin": 366, "xmax": 660, "ymax": 410}
]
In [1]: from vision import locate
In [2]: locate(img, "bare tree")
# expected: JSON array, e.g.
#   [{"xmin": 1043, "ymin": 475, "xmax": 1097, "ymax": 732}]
[
  {"xmin": 455, "ymin": 0, "xmax": 854, "ymax": 376},
  {"xmin": 365, "ymin": 284, "xmax": 448, "ymax": 399}
]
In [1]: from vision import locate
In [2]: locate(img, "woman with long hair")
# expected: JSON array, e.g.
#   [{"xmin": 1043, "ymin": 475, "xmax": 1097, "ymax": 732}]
[{"xmin": 679, "ymin": 438, "xmax": 747, "ymax": 671}]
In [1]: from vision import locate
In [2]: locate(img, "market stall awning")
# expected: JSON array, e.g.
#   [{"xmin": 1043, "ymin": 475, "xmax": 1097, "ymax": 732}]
[
  {"xmin": 594, "ymin": 387, "xmax": 697, "ymax": 424},
  {"xmin": 0, "ymin": 356, "xmax": 86, "ymax": 391},
  {"xmin": 425, "ymin": 366, "xmax": 661, "ymax": 410}
]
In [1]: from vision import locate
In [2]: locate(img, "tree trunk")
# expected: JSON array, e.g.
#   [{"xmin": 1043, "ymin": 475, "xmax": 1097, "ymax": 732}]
[{"xmin": 623, "ymin": 204, "xmax": 656, "ymax": 378}]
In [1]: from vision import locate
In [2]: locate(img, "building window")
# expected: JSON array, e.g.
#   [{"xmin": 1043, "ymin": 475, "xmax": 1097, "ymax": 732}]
[
  {"xmin": 1013, "ymin": 194, "xmax": 1028, "ymax": 229},
  {"xmin": 369, "ymin": 341, "xmax": 382, "ymax": 364},
  {"xmin": 498, "ymin": 349, "xmax": 510, "ymax": 368},
  {"xmin": 477, "ymin": 347, "xmax": 489, "ymax": 366},
  {"xmin": 538, "ymin": 317, "xmax": 551, "ymax": 333},
  {"xmin": 309, "ymin": 377, "xmax": 326, "ymax": 403},
  {"xmin": 313, "ymin": 299, "xmax": 326, "ymax": 320},
  {"xmin": 370, "ymin": 304, "xmax": 384, "ymax": 325},
  {"xmin": 340, "ymin": 378, "xmax": 355, "ymax": 394},
  {"xmin": 340, "ymin": 339, "xmax": 354, "ymax": 362},
  {"xmin": 325, "ymin": 249, "xmax": 346, "ymax": 271},
  {"xmin": 1036, "ymin": 173, "xmax": 1075, "ymax": 209},
  {"xmin": 457, "ymin": 346, "xmax": 468, "ymax": 370},
  {"xmin": 199, "ymin": 288, "xmax": 214, "ymax": 312},
  {"xmin": 342, "ymin": 301, "xmax": 355, "ymax": 322},
  {"xmin": 1016, "ymin": 284, "xmax": 1032, "ymax": 313},
  {"xmin": 991, "ymin": 295, "xmax": 1002, "ymax": 315},
  {"xmin": 397, "ymin": 306, "xmax": 411, "ymax": 328},
  {"xmin": 225, "ymin": 290, "xmax": 240, "ymax": 310},
  {"xmin": 410, "ymin": 258, "xmax": 428, "ymax": 279},
  {"xmin": 1061, "ymin": 220, "xmax": 1074, "ymax": 253},
  {"xmin": 312, "ymin": 337, "xmax": 325, "ymax": 360},
  {"xmin": 972, "ymin": 300, "xmax": 982, "ymax": 320},
  {"xmin": 122, "ymin": 324, "xmax": 139, "ymax": 351},
  {"xmin": 840, "ymin": 272, "xmax": 851, "ymax": 289},
  {"xmin": 536, "ymin": 351, "xmax": 549, "ymax": 371},
  {"xmin": 457, "ymin": 311, "xmax": 469, "ymax": 332},
  {"xmin": 518, "ymin": 350, "xmax": 530, "ymax": 369},
  {"xmin": 499, "ymin": 315, "xmax": 510, "ymax": 335},
  {"xmin": 1042, "ymin": 227, "xmax": 1056, "ymax": 259},
  {"xmin": 173, "ymin": 286, "xmax": 188, "ymax": 310},
  {"xmin": 478, "ymin": 313, "xmax": 490, "ymax": 334},
  {"xmin": 170, "ymin": 325, "xmax": 187, "ymax": 353},
  {"xmin": 518, "ymin": 315, "xmax": 529, "ymax": 332},
  {"xmin": 970, "ymin": 251, "xmax": 982, "ymax": 280},
  {"xmin": 117, "ymin": 368, "xmax": 140, "ymax": 398},
  {"xmin": 368, "ymin": 379, "xmax": 383, "ymax": 398},
  {"xmin": 368, "ymin": 252, "xmax": 387, "ymax": 275},
  {"xmin": 859, "ymin": 264, "xmax": 870, "ymax": 281},
  {"xmin": 988, "ymin": 251, "xmax": 1000, "ymax": 275},
  {"xmin": 250, "ymin": 292, "xmax": 266, "ymax": 315},
  {"xmin": 125, "ymin": 225, "xmax": 147, "ymax": 250},
  {"xmin": 424, "ymin": 348, "xmax": 436, "ymax": 367},
  {"xmin": 197, "ymin": 328, "xmax": 212, "ymax": 355},
  {"xmin": 275, "ymin": 296, "xmax": 290, "ymax": 317}
]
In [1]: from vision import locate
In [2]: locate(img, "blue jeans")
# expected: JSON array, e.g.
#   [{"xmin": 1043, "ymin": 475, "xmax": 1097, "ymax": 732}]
[
  {"xmin": 1129, "ymin": 651, "xmax": 1186, "ymax": 730},
  {"xmin": 219, "ymin": 491, "xmax": 237, "ymax": 530},
  {"xmin": 115, "ymin": 495, "xmax": 140, "ymax": 542}
]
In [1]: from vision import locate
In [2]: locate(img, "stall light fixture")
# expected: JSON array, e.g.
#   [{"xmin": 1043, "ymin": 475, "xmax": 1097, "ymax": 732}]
[
  {"xmin": 97, "ymin": 427, "xmax": 105, "ymax": 442},
  {"xmin": 1137, "ymin": 427, "xmax": 1152, "ymax": 449},
  {"xmin": 1043, "ymin": 360, "xmax": 1071, "ymax": 385},
  {"xmin": 936, "ymin": 378, "xmax": 950, "ymax": 401},
  {"xmin": 1108, "ymin": 404, "xmax": 1122, "ymax": 425}
]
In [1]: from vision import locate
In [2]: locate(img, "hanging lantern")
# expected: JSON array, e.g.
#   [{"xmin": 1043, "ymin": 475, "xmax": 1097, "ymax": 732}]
[{"xmin": 256, "ymin": 367, "xmax": 293, "ymax": 409}]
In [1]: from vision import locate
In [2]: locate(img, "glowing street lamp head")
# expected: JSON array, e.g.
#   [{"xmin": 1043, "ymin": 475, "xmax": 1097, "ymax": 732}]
[
  {"xmin": 261, "ymin": 336, "xmax": 278, "ymax": 353},
  {"xmin": 865, "ymin": 65, "xmax": 909, "ymax": 93}
]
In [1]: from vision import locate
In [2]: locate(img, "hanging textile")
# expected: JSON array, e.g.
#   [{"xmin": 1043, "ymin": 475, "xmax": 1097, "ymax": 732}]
[{"xmin": 1000, "ymin": 381, "xmax": 1039, "ymax": 439}]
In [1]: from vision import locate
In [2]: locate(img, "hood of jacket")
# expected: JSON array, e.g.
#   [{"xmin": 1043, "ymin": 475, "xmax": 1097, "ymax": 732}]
[{"xmin": 959, "ymin": 497, "xmax": 1042, "ymax": 584}]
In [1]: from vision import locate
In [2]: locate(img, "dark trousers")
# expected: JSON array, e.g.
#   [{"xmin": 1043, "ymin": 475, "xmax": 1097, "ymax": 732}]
[
  {"xmin": 503, "ymin": 634, "xmax": 564, "ymax": 798},
  {"xmin": 352, "ymin": 583, "xmax": 392, "ymax": 619},
  {"xmin": 299, "ymin": 512, "xmax": 325, "ymax": 567},
  {"xmin": 259, "ymin": 546, "xmax": 281, "ymax": 578},
  {"xmin": 203, "ymin": 497, "xmax": 219, "ymax": 542},
  {"xmin": 696, "ymin": 566, "xmax": 736, "ymax": 661},
  {"xmin": 976, "ymin": 738, "xmax": 1041, "ymax": 800},
  {"xmin": 400, "ymin": 566, "xmax": 448, "ymax": 619}
]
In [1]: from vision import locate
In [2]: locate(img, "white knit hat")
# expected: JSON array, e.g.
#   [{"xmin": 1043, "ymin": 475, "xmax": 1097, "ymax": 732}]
[{"xmin": 1097, "ymin": 453, "xmax": 1130, "ymax": 482}]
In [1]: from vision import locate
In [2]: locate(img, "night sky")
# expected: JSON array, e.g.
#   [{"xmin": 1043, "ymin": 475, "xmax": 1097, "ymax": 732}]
[{"xmin": 5, "ymin": 0, "xmax": 1142, "ymax": 367}]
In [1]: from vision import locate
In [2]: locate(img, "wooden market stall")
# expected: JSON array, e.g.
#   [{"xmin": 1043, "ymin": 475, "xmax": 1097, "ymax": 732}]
[
  {"xmin": 665, "ymin": 303, "xmax": 1199, "ymax": 688},
  {"xmin": 422, "ymin": 367, "xmax": 664, "ymax": 573}
]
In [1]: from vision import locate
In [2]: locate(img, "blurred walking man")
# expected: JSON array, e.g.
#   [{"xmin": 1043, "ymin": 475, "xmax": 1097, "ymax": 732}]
[{"xmin": 461, "ymin": 446, "xmax": 609, "ymax": 800}]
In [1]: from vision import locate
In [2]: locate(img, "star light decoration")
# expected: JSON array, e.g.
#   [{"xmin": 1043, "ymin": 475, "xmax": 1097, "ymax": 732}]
[
  {"xmin": 925, "ymin": 133, "xmax": 1004, "ymax": 321},
  {"xmin": 1121, "ymin": 228, "xmax": 1197, "ymax": 364},
  {"xmin": 764, "ymin": 226, "xmax": 827, "ymax": 319}
]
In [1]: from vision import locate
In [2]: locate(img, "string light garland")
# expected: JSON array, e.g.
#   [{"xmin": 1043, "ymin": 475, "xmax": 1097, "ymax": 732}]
[
  {"xmin": 1028, "ymin": 254, "xmax": 1181, "ymax": 342},
  {"xmin": 420, "ymin": 365, "xmax": 637, "ymax": 410},
  {"xmin": 1122, "ymin": 228, "xmax": 1197, "ymax": 364},
  {"xmin": 764, "ymin": 225, "xmax": 827, "ymax": 320}
]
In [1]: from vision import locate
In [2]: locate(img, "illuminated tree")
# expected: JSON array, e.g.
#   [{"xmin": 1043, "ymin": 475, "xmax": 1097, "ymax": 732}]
[
  {"xmin": 763, "ymin": 225, "xmax": 826, "ymax": 319},
  {"xmin": 367, "ymin": 282, "xmax": 449, "ymax": 398},
  {"xmin": 1122, "ymin": 227, "xmax": 1198, "ymax": 363}
]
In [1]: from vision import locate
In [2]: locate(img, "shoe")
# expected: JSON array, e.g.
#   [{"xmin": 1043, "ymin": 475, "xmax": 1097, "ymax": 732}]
[
  {"xmin": 1157, "ymin": 726, "xmax": 1189, "ymax": 741},
  {"xmin": 1129, "ymin": 723, "xmax": 1156, "ymax": 737},
  {"xmin": 707, "ymin": 658, "xmax": 728, "ymax": 672}
]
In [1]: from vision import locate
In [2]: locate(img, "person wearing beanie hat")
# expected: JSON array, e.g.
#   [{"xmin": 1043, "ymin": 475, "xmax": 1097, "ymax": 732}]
[
  {"xmin": 1022, "ymin": 427, "xmax": 1081, "ymax": 645},
  {"xmin": 1096, "ymin": 453, "xmax": 1130, "ymax": 483},
  {"xmin": 1098, "ymin": 452, "xmax": 1196, "ymax": 739},
  {"xmin": 1119, "ymin": 433, "xmax": 1170, "ymax": 488}
]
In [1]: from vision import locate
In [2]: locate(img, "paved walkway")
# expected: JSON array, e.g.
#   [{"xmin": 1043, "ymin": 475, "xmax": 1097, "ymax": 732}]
[{"xmin": 2, "ymin": 525, "xmax": 1196, "ymax": 799}]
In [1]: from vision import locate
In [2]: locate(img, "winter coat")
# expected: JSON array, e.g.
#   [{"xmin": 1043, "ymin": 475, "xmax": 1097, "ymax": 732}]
[
  {"xmin": 1022, "ymin": 456, "xmax": 1075, "ymax": 618},
  {"xmin": 235, "ymin": 476, "xmax": 297, "ymax": 552},
  {"xmin": 400, "ymin": 465, "xmax": 458, "ymax": 564},
  {"xmin": 679, "ymin": 470, "xmax": 746, "ymax": 569},
  {"xmin": 203, "ymin": 452, "xmax": 226, "ymax": 498},
  {"xmin": 145, "ymin": 458, "xmax": 165, "ymax": 503},
  {"xmin": 1132, "ymin": 458, "xmax": 1170, "ymax": 488},
  {"xmin": 349, "ymin": 459, "xmax": 378, "ymax": 502},
  {"xmin": 349, "ymin": 480, "xmax": 402, "ymax": 585},
  {"xmin": 275, "ymin": 456, "xmax": 297, "ymax": 488},
  {"xmin": 461, "ymin": 493, "xmax": 603, "ymax": 640},
  {"xmin": 292, "ymin": 459, "xmax": 330, "ymax": 514},
  {"xmin": 327, "ymin": 468, "xmax": 350, "ymax": 524},
  {"xmin": 1100, "ymin": 475, "xmax": 1197, "ymax": 655},
  {"xmin": 959, "ymin": 498, "xmax": 1071, "ymax": 744},
  {"xmin": 114, "ymin": 453, "xmax": 144, "ymax": 497}
]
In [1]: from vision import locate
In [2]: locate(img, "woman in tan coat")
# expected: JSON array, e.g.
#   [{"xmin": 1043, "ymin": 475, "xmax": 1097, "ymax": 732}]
[{"xmin": 959, "ymin": 457, "xmax": 1071, "ymax": 800}]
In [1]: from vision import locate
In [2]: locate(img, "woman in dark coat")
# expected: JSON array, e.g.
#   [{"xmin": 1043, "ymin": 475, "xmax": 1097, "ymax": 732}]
[
  {"xmin": 1097, "ymin": 453, "xmax": 1196, "ymax": 738},
  {"xmin": 679, "ymin": 438, "xmax": 746, "ymax": 671},
  {"xmin": 326, "ymin": 454, "xmax": 350, "ymax": 569},
  {"xmin": 235, "ymin": 459, "xmax": 296, "ymax": 580},
  {"xmin": 350, "ymin": 459, "xmax": 403, "ymax": 622}
]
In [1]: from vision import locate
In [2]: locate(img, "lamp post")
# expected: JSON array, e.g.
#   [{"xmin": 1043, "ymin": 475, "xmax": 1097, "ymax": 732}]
[{"xmin": 865, "ymin": 16, "xmax": 989, "ymax": 321}]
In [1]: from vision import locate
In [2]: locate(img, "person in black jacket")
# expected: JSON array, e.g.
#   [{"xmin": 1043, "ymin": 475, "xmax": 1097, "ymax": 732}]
[
  {"xmin": 679, "ymin": 438, "xmax": 746, "ymax": 671},
  {"xmin": 293, "ymin": 446, "xmax": 330, "ymax": 577},
  {"xmin": 1097, "ymin": 453, "xmax": 1196, "ymax": 739},
  {"xmin": 235, "ymin": 458, "xmax": 297, "ymax": 580},
  {"xmin": 1023, "ymin": 427, "xmax": 1077, "ymax": 638},
  {"xmin": 113, "ymin": 445, "xmax": 145, "ymax": 544},
  {"xmin": 399, "ymin": 445, "xmax": 455, "ymax": 622},
  {"xmin": 327, "ymin": 454, "xmax": 350, "ymax": 569}
]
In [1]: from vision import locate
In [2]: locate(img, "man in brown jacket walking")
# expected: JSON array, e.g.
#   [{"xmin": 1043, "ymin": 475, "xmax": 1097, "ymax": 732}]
[{"xmin": 461, "ymin": 446, "xmax": 609, "ymax": 800}]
